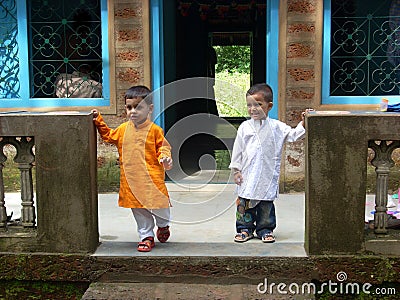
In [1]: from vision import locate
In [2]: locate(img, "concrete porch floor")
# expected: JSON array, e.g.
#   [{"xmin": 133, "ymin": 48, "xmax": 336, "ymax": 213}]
[
  {"xmin": 4, "ymin": 172, "xmax": 394, "ymax": 257},
  {"xmin": 95, "ymin": 182, "xmax": 307, "ymax": 257}
]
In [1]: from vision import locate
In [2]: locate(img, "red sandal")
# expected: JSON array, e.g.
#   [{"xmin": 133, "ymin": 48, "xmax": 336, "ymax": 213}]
[
  {"xmin": 137, "ymin": 237, "xmax": 155, "ymax": 252},
  {"xmin": 156, "ymin": 226, "xmax": 170, "ymax": 243}
]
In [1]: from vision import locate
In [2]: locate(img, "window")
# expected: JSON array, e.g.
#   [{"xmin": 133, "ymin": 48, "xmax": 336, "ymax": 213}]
[
  {"xmin": 0, "ymin": 0, "xmax": 109, "ymax": 108},
  {"xmin": 0, "ymin": 1, "xmax": 19, "ymax": 99},
  {"xmin": 323, "ymin": 0, "xmax": 400, "ymax": 105}
]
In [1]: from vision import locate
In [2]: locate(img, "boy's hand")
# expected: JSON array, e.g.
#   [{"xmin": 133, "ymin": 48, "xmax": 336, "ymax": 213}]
[
  {"xmin": 91, "ymin": 109, "xmax": 99, "ymax": 120},
  {"xmin": 234, "ymin": 171, "xmax": 243, "ymax": 185},
  {"xmin": 301, "ymin": 108, "xmax": 314, "ymax": 127},
  {"xmin": 160, "ymin": 157, "xmax": 173, "ymax": 170},
  {"xmin": 301, "ymin": 108, "xmax": 314, "ymax": 119}
]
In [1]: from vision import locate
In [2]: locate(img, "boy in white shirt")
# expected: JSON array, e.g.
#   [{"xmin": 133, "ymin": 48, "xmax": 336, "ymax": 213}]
[{"xmin": 229, "ymin": 83, "xmax": 311, "ymax": 243}]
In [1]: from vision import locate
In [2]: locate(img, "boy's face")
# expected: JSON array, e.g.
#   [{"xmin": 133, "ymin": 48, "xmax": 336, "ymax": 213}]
[
  {"xmin": 125, "ymin": 97, "xmax": 153, "ymax": 126},
  {"xmin": 246, "ymin": 92, "xmax": 273, "ymax": 120}
]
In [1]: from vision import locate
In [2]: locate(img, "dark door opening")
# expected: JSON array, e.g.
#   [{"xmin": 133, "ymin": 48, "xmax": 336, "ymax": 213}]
[{"xmin": 162, "ymin": 1, "xmax": 267, "ymax": 179}]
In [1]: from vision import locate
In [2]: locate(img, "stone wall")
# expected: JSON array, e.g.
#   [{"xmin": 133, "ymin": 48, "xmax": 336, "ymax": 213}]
[
  {"xmin": 0, "ymin": 113, "xmax": 98, "ymax": 253},
  {"xmin": 306, "ymin": 112, "xmax": 400, "ymax": 255},
  {"xmin": 2, "ymin": 254, "xmax": 400, "ymax": 287}
]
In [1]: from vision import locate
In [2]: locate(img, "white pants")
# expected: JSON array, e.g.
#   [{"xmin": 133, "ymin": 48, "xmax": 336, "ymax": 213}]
[{"xmin": 131, "ymin": 208, "xmax": 170, "ymax": 241}]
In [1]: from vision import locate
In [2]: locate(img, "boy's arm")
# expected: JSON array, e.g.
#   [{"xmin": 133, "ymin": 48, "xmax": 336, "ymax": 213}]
[
  {"xmin": 229, "ymin": 127, "xmax": 244, "ymax": 185},
  {"xmin": 155, "ymin": 127, "xmax": 172, "ymax": 170},
  {"xmin": 285, "ymin": 108, "xmax": 313, "ymax": 142},
  {"xmin": 93, "ymin": 112, "xmax": 120, "ymax": 145},
  {"xmin": 229, "ymin": 126, "xmax": 244, "ymax": 172},
  {"xmin": 283, "ymin": 122, "xmax": 306, "ymax": 142}
]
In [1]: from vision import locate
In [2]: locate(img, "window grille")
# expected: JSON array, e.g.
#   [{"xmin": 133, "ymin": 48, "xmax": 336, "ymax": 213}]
[
  {"xmin": 28, "ymin": 0, "xmax": 103, "ymax": 98},
  {"xmin": 0, "ymin": 1, "xmax": 19, "ymax": 98},
  {"xmin": 328, "ymin": 0, "xmax": 400, "ymax": 97},
  {"xmin": 0, "ymin": 0, "xmax": 109, "ymax": 108}
]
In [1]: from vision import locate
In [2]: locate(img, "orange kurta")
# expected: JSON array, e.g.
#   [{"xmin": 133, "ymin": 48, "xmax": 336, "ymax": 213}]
[{"xmin": 95, "ymin": 114, "xmax": 171, "ymax": 209}]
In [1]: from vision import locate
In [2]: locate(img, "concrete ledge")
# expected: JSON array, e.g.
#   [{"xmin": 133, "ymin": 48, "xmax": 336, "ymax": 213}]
[
  {"xmin": 305, "ymin": 111, "xmax": 400, "ymax": 255},
  {"xmin": 365, "ymin": 240, "xmax": 400, "ymax": 255},
  {"xmin": 93, "ymin": 241, "xmax": 307, "ymax": 257}
]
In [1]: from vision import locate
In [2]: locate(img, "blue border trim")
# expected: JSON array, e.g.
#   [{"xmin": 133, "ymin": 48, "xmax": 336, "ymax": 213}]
[
  {"xmin": 321, "ymin": 0, "xmax": 331, "ymax": 105},
  {"xmin": 149, "ymin": 1, "xmax": 279, "ymax": 122},
  {"xmin": 16, "ymin": 0, "xmax": 29, "ymax": 101},
  {"xmin": 100, "ymin": 0, "xmax": 110, "ymax": 101},
  {"xmin": 266, "ymin": 0, "xmax": 279, "ymax": 119},
  {"xmin": 1, "ymin": 0, "xmax": 110, "ymax": 109},
  {"xmin": 150, "ymin": 0, "xmax": 164, "ymax": 127},
  {"xmin": 322, "ymin": 0, "xmax": 388, "ymax": 106},
  {"xmin": 0, "ymin": 99, "xmax": 110, "ymax": 108}
]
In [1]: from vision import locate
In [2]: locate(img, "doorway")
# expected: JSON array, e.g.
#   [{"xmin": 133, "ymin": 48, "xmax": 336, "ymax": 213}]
[
  {"xmin": 158, "ymin": 1, "xmax": 274, "ymax": 179},
  {"xmin": 162, "ymin": 1, "xmax": 267, "ymax": 130}
]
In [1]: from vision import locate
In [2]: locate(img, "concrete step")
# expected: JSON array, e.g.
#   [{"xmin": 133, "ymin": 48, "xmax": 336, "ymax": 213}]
[
  {"xmin": 81, "ymin": 282, "xmax": 315, "ymax": 299},
  {"xmin": 93, "ymin": 241, "xmax": 307, "ymax": 257}
]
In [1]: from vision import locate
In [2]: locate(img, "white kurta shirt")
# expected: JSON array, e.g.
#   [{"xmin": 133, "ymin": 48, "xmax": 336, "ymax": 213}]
[{"xmin": 229, "ymin": 117, "xmax": 305, "ymax": 204}]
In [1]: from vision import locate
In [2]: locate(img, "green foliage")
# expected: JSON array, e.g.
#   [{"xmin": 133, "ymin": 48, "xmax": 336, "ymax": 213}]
[
  {"xmin": 213, "ymin": 45, "xmax": 251, "ymax": 117},
  {"xmin": 215, "ymin": 71, "xmax": 250, "ymax": 117},
  {"xmin": 2, "ymin": 160, "xmax": 22, "ymax": 192},
  {"xmin": 214, "ymin": 45, "xmax": 250, "ymax": 73},
  {"xmin": 97, "ymin": 155, "xmax": 120, "ymax": 193},
  {"xmin": 0, "ymin": 280, "xmax": 88, "ymax": 299},
  {"xmin": 214, "ymin": 150, "xmax": 231, "ymax": 170}
]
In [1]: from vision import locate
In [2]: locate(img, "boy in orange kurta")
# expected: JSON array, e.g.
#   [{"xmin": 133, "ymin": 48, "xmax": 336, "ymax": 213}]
[{"xmin": 92, "ymin": 85, "xmax": 172, "ymax": 252}]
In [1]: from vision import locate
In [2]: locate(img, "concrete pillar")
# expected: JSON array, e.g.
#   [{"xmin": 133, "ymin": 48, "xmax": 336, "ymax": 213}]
[
  {"xmin": 305, "ymin": 111, "xmax": 400, "ymax": 255},
  {"xmin": 0, "ymin": 112, "xmax": 98, "ymax": 253}
]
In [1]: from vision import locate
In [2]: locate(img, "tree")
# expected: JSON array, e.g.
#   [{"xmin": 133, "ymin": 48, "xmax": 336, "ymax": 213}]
[{"xmin": 214, "ymin": 45, "xmax": 250, "ymax": 73}]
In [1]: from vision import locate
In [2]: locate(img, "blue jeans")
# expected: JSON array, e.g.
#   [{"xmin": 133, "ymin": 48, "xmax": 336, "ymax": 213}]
[{"xmin": 236, "ymin": 197, "xmax": 276, "ymax": 238}]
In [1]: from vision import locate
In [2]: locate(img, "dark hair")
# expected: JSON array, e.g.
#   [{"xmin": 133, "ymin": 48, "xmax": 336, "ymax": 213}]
[
  {"xmin": 246, "ymin": 83, "xmax": 273, "ymax": 103},
  {"xmin": 124, "ymin": 85, "xmax": 152, "ymax": 105}
]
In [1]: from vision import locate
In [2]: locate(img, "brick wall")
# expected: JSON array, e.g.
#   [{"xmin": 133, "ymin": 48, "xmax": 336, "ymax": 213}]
[
  {"xmin": 285, "ymin": 0, "xmax": 319, "ymax": 111},
  {"xmin": 112, "ymin": 0, "xmax": 149, "ymax": 120}
]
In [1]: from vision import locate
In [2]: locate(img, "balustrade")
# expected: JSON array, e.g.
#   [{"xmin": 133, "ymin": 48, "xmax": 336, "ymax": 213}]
[
  {"xmin": 0, "ymin": 112, "xmax": 98, "ymax": 253},
  {"xmin": 306, "ymin": 111, "xmax": 400, "ymax": 255},
  {"xmin": 368, "ymin": 140, "xmax": 400, "ymax": 235},
  {"xmin": 0, "ymin": 137, "xmax": 36, "ymax": 229}
]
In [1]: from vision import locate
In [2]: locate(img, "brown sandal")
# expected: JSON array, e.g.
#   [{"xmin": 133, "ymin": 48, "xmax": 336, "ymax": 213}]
[
  {"xmin": 156, "ymin": 226, "xmax": 170, "ymax": 243},
  {"xmin": 137, "ymin": 237, "xmax": 155, "ymax": 252}
]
